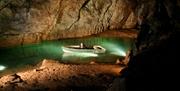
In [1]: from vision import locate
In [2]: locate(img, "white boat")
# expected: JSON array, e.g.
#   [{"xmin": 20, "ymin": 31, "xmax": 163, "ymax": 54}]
[{"xmin": 62, "ymin": 43, "xmax": 106, "ymax": 54}]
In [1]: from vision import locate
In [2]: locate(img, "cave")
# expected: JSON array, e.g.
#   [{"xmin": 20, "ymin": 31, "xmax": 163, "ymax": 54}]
[{"xmin": 0, "ymin": 0, "xmax": 179, "ymax": 91}]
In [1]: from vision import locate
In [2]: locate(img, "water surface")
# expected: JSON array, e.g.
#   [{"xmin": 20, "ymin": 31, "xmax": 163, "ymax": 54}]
[{"xmin": 0, "ymin": 37, "xmax": 134, "ymax": 73}]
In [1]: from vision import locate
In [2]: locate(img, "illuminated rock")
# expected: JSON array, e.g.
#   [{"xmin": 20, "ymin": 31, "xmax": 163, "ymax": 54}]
[
  {"xmin": 0, "ymin": 0, "xmax": 137, "ymax": 47},
  {"xmin": 0, "ymin": 59, "xmax": 126, "ymax": 90}
]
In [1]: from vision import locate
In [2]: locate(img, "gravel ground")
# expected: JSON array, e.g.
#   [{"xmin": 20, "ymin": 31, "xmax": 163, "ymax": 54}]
[{"xmin": 0, "ymin": 59, "xmax": 125, "ymax": 91}]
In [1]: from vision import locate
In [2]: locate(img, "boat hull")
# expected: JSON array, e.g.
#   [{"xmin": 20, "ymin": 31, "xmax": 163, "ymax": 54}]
[
  {"xmin": 62, "ymin": 45, "xmax": 106, "ymax": 54},
  {"xmin": 62, "ymin": 46, "xmax": 95, "ymax": 54}
]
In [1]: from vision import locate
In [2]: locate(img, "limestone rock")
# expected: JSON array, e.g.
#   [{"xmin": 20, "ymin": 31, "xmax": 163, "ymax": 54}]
[{"xmin": 0, "ymin": 0, "xmax": 137, "ymax": 46}]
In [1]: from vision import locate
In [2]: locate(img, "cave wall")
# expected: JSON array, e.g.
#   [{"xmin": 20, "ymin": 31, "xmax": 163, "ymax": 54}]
[
  {"xmin": 125, "ymin": 0, "xmax": 180, "ymax": 51},
  {"xmin": 0, "ymin": 0, "xmax": 137, "ymax": 47},
  {"xmin": 0, "ymin": 0, "xmax": 179, "ymax": 47},
  {"xmin": 124, "ymin": 0, "xmax": 180, "ymax": 90}
]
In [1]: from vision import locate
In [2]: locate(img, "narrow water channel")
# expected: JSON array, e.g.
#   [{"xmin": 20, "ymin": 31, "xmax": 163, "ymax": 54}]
[{"xmin": 0, "ymin": 36, "xmax": 134, "ymax": 74}]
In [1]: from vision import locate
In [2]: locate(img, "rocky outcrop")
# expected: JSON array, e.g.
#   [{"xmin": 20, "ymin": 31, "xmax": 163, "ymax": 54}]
[
  {"xmin": 126, "ymin": 0, "xmax": 180, "ymax": 51},
  {"xmin": 0, "ymin": 0, "xmax": 137, "ymax": 46},
  {"xmin": 120, "ymin": 0, "xmax": 180, "ymax": 91},
  {"xmin": 0, "ymin": 59, "xmax": 125, "ymax": 91},
  {"xmin": 95, "ymin": 0, "xmax": 180, "ymax": 91}
]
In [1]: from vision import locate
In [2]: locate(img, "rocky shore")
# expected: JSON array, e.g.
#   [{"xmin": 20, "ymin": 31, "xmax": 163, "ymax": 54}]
[{"xmin": 0, "ymin": 59, "xmax": 125, "ymax": 91}]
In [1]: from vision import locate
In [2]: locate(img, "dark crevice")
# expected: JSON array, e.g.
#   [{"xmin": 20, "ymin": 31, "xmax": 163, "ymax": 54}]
[
  {"xmin": 101, "ymin": 0, "xmax": 113, "ymax": 31},
  {"xmin": 21, "ymin": 34, "xmax": 25, "ymax": 46},
  {"xmin": 94, "ymin": 0, "xmax": 112, "ymax": 33},
  {"xmin": 25, "ymin": 0, "xmax": 32, "ymax": 13},
  {"xmin": 46, "ymin": 0, "xmax": 64, "ymax": 39},
  {"xmin": 66, "ymin": 0, "xmax": 90, "ymax": 31},
  {"xmin": 9, "ymin": 74, "xmax": 24, "ymax": 84},
  {"xmin": 0, "ymin": 0, "xmax": 12, "ymax": 12}
]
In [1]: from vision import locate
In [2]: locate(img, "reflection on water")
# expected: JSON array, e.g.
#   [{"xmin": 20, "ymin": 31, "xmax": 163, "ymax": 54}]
[
  {"xmin": 0, "ymin": 37, "xmax": 134, "ymax": 73},
  {"xmin": 0, "ymin": 65, "xmax": 6, "ymax": 71}
]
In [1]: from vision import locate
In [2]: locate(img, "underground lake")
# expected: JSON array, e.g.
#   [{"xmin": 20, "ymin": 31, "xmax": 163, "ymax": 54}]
[{"xmin": 0, "ymin": 36, "xmax": 134, "ymax": 75}]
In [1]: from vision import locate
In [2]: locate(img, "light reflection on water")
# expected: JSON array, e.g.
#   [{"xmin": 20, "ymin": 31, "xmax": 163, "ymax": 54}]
[
  {"xmin": 0, "ymin": 65, "xmax": 6, "ymax": 71},
  {"xmin": 0, "ymin": 37, "xmax": 134, "ymax": 73}
]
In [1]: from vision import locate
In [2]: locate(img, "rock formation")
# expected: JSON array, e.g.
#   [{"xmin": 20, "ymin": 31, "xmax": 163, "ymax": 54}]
[
  {"xmin": 0, "ymin": 59, "xmax": 125, "ymax": 91},
  {"xmin": 122, "ymin": 0, "xmax": 180, "ymax": 91},
  {"xmin": 0, "ymin": 0, "xmax": 137, "ymax": 46}
]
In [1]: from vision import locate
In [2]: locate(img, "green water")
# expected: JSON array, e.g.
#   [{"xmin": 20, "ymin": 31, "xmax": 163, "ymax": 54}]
[{"xmin": 0, "ymin": 37, "xmax": 134, "ymax": 73}]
